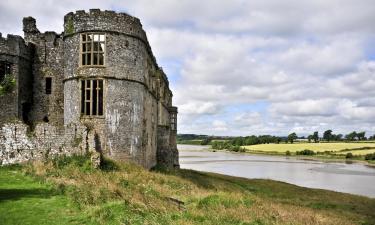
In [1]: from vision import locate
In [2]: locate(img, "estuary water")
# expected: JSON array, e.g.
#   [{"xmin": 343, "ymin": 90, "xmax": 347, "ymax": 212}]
[{"xmin": 178, "ymin": 144, "xmax": 375, "ymax": 198}]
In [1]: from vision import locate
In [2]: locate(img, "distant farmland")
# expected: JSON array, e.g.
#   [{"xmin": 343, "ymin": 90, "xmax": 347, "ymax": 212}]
[{"xmin": 243, "ymin": 143, "xmax": 375, "ymax": 155}]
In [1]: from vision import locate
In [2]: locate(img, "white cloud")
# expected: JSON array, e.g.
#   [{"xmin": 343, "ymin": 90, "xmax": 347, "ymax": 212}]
[{"xmin": 1, "ymin": 0, "xmax": 375, "ymax": 136}]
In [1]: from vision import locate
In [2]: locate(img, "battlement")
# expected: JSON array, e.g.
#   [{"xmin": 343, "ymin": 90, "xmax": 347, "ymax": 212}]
[
  {"xmin": 63, "ymin": 9, "xmax": 147, "ymax": 42},
  {"xmin": 0, "ymin": 34, "xmax": 32, "ymax": 59}
]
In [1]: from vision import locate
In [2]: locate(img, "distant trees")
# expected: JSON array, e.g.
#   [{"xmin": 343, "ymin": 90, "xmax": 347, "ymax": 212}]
[
  {"xmin": 333, "ymin": 134, "xmax": 343, "ymax": 141},
  {"xmin": 323, "ymin": 130, "xmax": 333, "ymax": 142},
  {"xmin": 312, "ymin": 131, "xmax": 319, "ymax": 143},
  {"xmin": 318, "ymin": 130, "xmax": 367, "ymax": 142},
  {"xmin": 357, "ymin": 132, "xmax": 366, "ymax": 141},
  {"xmin": 287, "ymin": 133, "xmax": 298, "ymax": 143}
]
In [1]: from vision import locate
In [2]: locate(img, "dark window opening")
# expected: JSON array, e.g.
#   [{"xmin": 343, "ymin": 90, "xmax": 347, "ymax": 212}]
[
  {"xmin": 0, "ymin": 61, "xmax": 12, "ymax": 83},
  {"xmin": 22, "ymin": 102, "xmax": 32, "ymax": 125},
  {"xmin": 45, "ymin": 77, "xmax": 52, "ymax": 94},
  {"xmin": 81, "ymin": 79, "xmax": 104, "ymax": 116}
]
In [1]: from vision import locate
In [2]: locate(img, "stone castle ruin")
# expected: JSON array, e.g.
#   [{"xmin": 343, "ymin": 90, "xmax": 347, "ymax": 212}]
[{"xmin": 0, "ymin": 9, "xmax": 179, "ymax": 169}]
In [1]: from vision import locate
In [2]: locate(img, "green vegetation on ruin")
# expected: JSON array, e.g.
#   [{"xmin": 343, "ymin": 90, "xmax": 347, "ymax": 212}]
[
  {"xmin": 1, "ymin": 155, "xmax": 375, "ymax": 225},
  {"xmin": 0, "ymin": 74, "xmax": 16, "ymax": 96}
]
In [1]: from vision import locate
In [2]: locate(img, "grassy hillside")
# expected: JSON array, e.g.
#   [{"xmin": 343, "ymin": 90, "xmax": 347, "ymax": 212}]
[
  {"xmin": 243, "ymin": 143, "xmax": 375, "ymax": 155},
  {"xmin": 1, "ymin": 156, "xmax": 375, "ymax": 225}
]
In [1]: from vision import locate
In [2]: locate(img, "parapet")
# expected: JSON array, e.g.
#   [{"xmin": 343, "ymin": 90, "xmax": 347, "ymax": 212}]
[
  {"xmin": 63, "ymin": 9, "xmax": 148, "ymax": 43},
  {"xmin": 0, "ymin": 34, "xmax": 32, "ymax": 60}
]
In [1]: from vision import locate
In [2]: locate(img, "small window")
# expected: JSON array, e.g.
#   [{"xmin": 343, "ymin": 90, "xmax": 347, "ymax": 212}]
[
  {"xmin": 81, "ymin": 33, "xmax": 105, "ymax": 66},
  {"xmin": 45, "ymin": 77, "xmax": 52, "ymax": 94},
  {"xmin": 0, "ymin": 61, "xmax": 12, "ymax": 83},
  {"xmin": 81, "ymin": 79, "xmax": 104, "ymax": 116},
  {"xmin": 170, "ymin": 113, "xmax": 177, "ymax": 131}
]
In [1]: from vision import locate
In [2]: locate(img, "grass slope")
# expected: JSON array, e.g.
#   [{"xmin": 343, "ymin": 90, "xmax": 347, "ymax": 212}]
[
  {"xmin": 0, "ymin": 165, "xmax": 92, "ymax": 225},
  {"xmin": 0, "ymin": 156, "xmax": 374, "ymax": 225},
  {"xmin": 243, "ymin": 143, "xmax": 375, "ymax": 154}
]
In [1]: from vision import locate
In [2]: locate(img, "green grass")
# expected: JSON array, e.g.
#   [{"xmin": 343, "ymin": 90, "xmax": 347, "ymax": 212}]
[
  {"xmin": 0, "ymin": 156, "xmax": 375, "ymax": 225},
  {"xmin": 0, "ymin": 165, "xmax": 94, "ymax": 225},
  {"xmin": 243, "ymin": 143, "xmax": 375, "ymax": 154}
]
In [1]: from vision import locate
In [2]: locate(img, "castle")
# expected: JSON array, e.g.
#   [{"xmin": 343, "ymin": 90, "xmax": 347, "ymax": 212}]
[{"xmin": 0, "ymin": 9, "xmax": 179, "ymax": 169}]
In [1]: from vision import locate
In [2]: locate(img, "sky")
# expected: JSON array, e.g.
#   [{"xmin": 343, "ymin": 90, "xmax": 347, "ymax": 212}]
[{"xmin": 1, "ymin": 0, "xmax": 375, "ymax": 137}]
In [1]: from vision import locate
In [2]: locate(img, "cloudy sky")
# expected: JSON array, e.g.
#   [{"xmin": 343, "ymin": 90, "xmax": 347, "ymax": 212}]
[{"xmin": 1, "ymin": 0, "xmax": 375, "ymax": 137}]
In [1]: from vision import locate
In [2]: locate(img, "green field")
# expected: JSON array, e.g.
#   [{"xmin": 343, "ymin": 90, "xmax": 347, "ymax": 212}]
[
  {"xmin": 243, "ymin": 143, "xmax": 375, "ymax": 155},
  {"xmin": 1, "ymin": 156, "xmax": 375, "ymax": 225}
]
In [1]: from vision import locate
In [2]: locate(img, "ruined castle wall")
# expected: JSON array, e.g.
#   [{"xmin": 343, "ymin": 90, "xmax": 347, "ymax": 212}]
[
  {"xmin": 23, "ymin": 27, "xmax": 65, "ymax": 126},
  {"xmin": 0, "ymin": 34, "xmax": 33, "ymax": 125},
  {"xmin": 0, "ymin": 121, "xmax": 87, "ymax": 165}
]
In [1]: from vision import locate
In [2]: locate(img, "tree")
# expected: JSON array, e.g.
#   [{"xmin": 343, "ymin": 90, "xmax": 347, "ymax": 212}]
[
  {"xmin": 312, "ymin": 131, "xmax": 319, "ymax": 143},
  {"xmin": 307, "ymin": 135, "xmax": 313, "ymax": 143},
  {"xmin": 357, "ymin": 131, "xmax": 366, "ymax": 141},
  {"xmin": 335, "ymin": 134, "xmax": 343, "ymax": 141},
  {"xmin": 288, "ymin": 132, "xmax": 298, "ymax": 144},
  {"xmin": 345, "ymin": 131, "xmax": 357, "ymax": 141},
  {"xmin": 323, "ymin": 130, "xmax": 333, "ymax": 142}
]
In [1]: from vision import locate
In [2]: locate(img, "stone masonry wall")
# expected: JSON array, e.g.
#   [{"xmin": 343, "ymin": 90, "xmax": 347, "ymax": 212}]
[
  {"xmin": 0, "ymin": 34, "xmax": 33, "ymax": 125},
  {"xmin": 0, "ymin": 121, "xmax": 87, "ymax": 165},
  {"xmin": 23, "ymin": 17, "xmax": 65, "ymax": 126}
]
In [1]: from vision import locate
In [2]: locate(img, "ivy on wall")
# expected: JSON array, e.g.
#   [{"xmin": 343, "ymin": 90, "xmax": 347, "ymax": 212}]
[
  {"xmin": 0, "ymin": 74, "xmax": 16, "ymax": 96},
  {"xmin": 65, "ymin": 17, "xmax": 74, "ymax": 35}
]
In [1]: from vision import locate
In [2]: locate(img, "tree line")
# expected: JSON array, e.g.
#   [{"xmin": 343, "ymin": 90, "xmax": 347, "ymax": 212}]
[{"xmin": 209, "ymin": 130, "xmax": 375, "ymax": 149}]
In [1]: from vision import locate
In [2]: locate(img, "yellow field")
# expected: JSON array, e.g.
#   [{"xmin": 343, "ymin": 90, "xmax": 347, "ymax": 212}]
[{"xmin": 243, "ymin": 142, "xmax": 375, "ymax": 155}]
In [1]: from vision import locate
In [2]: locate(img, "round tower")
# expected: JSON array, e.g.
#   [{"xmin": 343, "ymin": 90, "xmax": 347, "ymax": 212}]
[{"xmin": 63, "ymin": 9, "xmax": 160, "ymax": 168}]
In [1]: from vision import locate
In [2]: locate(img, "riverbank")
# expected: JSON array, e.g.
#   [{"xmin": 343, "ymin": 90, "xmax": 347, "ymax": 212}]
[
  {"xmin": 182, "ymin": 143, "xmax": 375, "ymax": 166},
  {"xmin": 1, "ymin": 156, "xmax": 375, "ymax": 225},
  {"xmin": 213, "ymin": 148, "xmax": 375, "ymax": 166}
]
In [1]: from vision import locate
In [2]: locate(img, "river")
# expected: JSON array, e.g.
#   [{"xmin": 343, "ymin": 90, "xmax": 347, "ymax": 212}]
[{"xmin": 178, "ymin": 144, "xmax": 375, "ymax": 198}]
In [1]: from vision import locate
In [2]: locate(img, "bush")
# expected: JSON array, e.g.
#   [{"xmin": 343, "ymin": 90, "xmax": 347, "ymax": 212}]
[
  {"xmin": 364, "ymin": 153, "xmax": 375, "ymax": 161},
  {"xmin": 0, "ymin": 74, "xmax": 16, "ymax": 96},
  {"xmin": 100, "ymin": 157, "xmax": 119, "ymax": 171},
  {"xmin": 201, "ymin": 138, "xmax": 211, "ymax": 145},
  {"xmin": 229, "ymin": 145, "xmax": 241, "ymax": 152},
  {"xmin": 286, "ymin": 151, "xmax": 291, "ymax": 156},
  {"xmin": 345, "ymin": 153, "xmax": 354, "ymax": 159},
  {"xmin": 296, "ymin": 149, "xmax": 315, "ymax": 156}
]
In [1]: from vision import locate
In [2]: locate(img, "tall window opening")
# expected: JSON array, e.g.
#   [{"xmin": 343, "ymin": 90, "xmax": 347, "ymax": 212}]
[
  {"xmin": 81, "ymin": 33, "xmax": 105, "ymax": 66},
  {"xmin": 170, "ymin": 113, "xmax": 177, "ymax": 131},
  {"xmin": 0, "ymin": 61, "xmax": 12, "ymax": 82},
  {"xmin": 81, "ymin": 79, "xmax": 104, "ymax": 116},
  {"xmin": 45, "ymin": 77, "xmax": 52, "ymax": 94}
]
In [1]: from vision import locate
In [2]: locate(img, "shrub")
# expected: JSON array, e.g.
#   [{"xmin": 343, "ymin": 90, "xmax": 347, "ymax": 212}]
[
  {"xmin": 229, "ymin": 145, "xmax": 241, "ymax": 152},
  {"xmin": 286, "ymin": 151, "xmax": 291, "ymax": 156},
  {"xmin": 0, "ymin": 74, "xmax": 16, "ymax": 96},
  {"xmin": 296, "ymin": 149, "xmax": 315, "ymax": 156},
  {"xmin": 100, "ymin": 157, "xmax": 119, "ymax": 171},
  {"xmin": 364, "ymin": 153, "xmax": 375, "ymax": 161},
  {"xmin": 345, "ymin": 153, "xmax": 354, "ymax": 159}
]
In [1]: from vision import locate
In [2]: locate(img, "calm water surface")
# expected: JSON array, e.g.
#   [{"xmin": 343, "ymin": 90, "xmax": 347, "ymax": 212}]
[{"xmin": 178, "ymin": 145, "xmax": 375, "ymax": 198}]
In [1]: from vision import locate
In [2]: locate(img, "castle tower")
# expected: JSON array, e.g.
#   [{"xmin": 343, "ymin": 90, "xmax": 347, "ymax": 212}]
[
  {"xmin": 0, "ymin": 34, "xmax": 33, "ymax": 125},
  {"xmin": 63, "ymin": 9, "xmax": 177, "ymax": 168}
]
